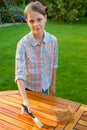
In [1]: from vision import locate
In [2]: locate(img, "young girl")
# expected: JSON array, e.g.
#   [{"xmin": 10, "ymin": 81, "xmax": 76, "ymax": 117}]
[{"xmin": 15, "ymin": 1, "xmax": 58, "ymax": 114}]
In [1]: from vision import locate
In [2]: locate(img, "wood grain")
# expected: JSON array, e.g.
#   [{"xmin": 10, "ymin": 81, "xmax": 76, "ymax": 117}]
[{"xmin": 0, "ymin": 90, "xmax": 87, "ymax": 130}]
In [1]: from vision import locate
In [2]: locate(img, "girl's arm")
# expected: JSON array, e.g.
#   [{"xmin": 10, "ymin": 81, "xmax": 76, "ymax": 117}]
[
  {"xmin": 50, "ymin": 68, "xmax": 56, "ymax": 95},
  {"xmin": 17, "ymin": 79, "xmax": 31, "ymax": 113}
]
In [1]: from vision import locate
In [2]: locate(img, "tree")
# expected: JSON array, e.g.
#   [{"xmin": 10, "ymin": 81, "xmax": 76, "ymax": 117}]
[{"xmin": 46, "ymin": 0, "xmax": 87, "ymax": 22}]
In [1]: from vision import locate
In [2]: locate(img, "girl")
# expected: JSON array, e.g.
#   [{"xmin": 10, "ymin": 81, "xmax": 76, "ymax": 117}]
[{"xmin": 15, "ymin": 1, "xmax": 58, "ymax": 114}]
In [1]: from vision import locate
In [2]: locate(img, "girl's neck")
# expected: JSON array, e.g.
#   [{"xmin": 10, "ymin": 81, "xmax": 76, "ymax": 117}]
[{"xmin": 33, "ymin": 33, "xmax": 44, "ymax": 43}]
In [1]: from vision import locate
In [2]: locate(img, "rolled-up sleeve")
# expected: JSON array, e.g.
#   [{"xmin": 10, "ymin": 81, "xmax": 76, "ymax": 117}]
[{"xmin": 15, "ymin": 41, "xmax": 26, "ymax": 82}]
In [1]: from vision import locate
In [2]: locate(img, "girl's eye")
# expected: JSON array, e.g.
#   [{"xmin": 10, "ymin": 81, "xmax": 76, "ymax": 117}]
[
  {"xmin": 29, "ymin": 20, "xmax": 34, "ymax": 23},
  {"xmin": 37, "ymin": 18, "xmax": 42, "ymax": 22}
]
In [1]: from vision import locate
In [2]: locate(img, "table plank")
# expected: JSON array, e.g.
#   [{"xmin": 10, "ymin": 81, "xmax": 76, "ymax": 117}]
[
  {"xmin": 0, "ymin": 101, "xmax": 57, "ymax": 127},
  {"xmin": 59, "ymin": 104, "xmax": 87, "ymax": 130},
  {"xmin": 26, "ymin": 91, "xmax": 80, "ymax": 108},
  {"xmin": 0, "ymin": 91, "xmax": 58, "ymax": 129},
  {"xmin": 0, "ymin": 120, "xmax": 25, "ymax": 130},
  {"xmin": 0, "ymin": 92, "xmax": 76, "ymax": 123},
  {"xmin": 0, "ymin": 90, "xmax": 19, "ymax": 96},
  {"xmin": 0, "ymin": 113, "xmax": 39, "ymax": 130},
  {"xmin": 78, "ymin": 120, "xmax": 87, "ymax": 126},
  {"xmin": 0, "ymin": 126, "xmax": 8, "ymax": 130},
  {"xmin": 0, "ymin": 95, "xmax": 58, "ymax": 123},
  {"xmin": 0, "ymin": 90, "xmax": 85, "ymax": 130},
  {"xmin": 81, "ymin": 115, "xmax": 87, "ymax": 121},
  {"xmin": 75, "ymin": 124, "xmax": 87, "ymax": 130}
]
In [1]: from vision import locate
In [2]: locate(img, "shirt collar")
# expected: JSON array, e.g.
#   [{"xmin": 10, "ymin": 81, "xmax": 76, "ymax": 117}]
[{"xmin": 29, "ymin": 31, "xmax": 49, "ymax": 47}]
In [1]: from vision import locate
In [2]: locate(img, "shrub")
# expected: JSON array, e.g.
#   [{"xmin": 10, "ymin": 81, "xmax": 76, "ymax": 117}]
[
  {"xmin": 46, "ymin": 0, "xmax": 87, "ymax": 22},
  {"xmin": 0, "ymin": 2, "xmax": 26, "ymax": 23}
]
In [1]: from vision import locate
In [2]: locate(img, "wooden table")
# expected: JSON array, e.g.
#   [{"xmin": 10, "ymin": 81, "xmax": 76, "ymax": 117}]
[{"xmin": 0, "ymin": 90, "xmax": 87, "ymax": 130}]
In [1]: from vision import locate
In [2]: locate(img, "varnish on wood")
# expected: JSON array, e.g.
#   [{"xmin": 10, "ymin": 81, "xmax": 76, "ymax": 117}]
[
  {"xmin": 22, "ymin": 104, "xmax": 44, "ymax": 128},
  {"xmin": 0, "ymin": 90, "xmax": 87, "ymax": 130}
]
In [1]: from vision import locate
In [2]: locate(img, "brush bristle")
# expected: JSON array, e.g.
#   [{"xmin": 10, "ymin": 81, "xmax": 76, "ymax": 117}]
[{"xmin": 33, "ymin": 117, "xmax": 44, "ymax": 128}]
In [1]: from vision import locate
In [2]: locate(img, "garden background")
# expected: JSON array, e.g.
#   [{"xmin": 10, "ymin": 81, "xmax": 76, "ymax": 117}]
[{"xmin": 0, "ymin": 0, "xmax": 87, "ymax": 104}]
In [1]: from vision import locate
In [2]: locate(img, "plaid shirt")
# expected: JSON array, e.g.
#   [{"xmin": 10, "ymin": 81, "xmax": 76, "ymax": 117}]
[{"xmin": 15, "ymin": 31, "xmax": 58, "ymax": 92}]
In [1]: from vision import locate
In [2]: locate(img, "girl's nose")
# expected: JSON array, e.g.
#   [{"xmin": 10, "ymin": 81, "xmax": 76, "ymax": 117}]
[{"xmin": 34, "ymin": 21, "xmax": 38, "ymax": 26}]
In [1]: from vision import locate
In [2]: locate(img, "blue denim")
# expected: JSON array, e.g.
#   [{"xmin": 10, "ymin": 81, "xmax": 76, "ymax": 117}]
[
  {"xmin": 25, "ymin": 88, "xmax": 48, "ymax": 94},
  {"xmin": 42, "ymin": 89, "xmax": 48, "ymax": 94}
]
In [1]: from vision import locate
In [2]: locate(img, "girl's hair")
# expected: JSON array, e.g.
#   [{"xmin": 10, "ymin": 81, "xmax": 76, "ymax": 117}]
[{"xmin": 24, "ymin": 1, "xmax": 46, "ymax": 19}]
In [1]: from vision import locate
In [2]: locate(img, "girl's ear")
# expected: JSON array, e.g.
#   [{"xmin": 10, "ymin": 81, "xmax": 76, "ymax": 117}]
[{"xmin": 26, "ymin": 19, "xmax": 28, "ymax": 23}]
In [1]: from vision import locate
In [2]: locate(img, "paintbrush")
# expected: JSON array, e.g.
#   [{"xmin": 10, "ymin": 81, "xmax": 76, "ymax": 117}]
[{"xmin": 22, "ymin": 104, "xmax": 44, "ymax": 128}]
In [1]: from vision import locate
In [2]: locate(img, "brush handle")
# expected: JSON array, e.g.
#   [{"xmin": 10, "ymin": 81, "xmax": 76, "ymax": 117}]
[{"xmin": 22, "ymin": 104, "xmax": 35, "ymax": 118}]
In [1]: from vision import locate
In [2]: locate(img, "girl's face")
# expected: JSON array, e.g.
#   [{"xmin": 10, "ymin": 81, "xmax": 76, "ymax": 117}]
[{"xmin": 26, "ymin": 11, "xmax": 47, "ymax": 38}]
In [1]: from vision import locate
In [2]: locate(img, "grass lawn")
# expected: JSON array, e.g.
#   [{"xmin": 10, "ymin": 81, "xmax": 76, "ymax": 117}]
[{"xmin": 0, "ymin": 21, "xmax": 87, "ymax": 104}]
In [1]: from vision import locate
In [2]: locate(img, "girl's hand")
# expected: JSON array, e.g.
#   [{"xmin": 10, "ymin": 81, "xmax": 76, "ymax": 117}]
[
  {"xmin": 21, "ymin": 99, "xmax": 31, "ymax": 115},
  {"xmin": 49, "ymin": 85, "xmax": 56, "ymax": 95}
]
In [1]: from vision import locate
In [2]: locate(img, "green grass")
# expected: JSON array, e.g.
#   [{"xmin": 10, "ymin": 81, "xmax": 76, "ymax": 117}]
[{"xmin": 0, "ymin": 22, "xmax": 87, "ymax": 104}]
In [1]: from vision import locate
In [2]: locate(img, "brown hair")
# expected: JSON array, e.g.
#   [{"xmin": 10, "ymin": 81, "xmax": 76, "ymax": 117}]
[{"xmin": 24, "ymin": 1, "xmax": 46, "ymax": 19}]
